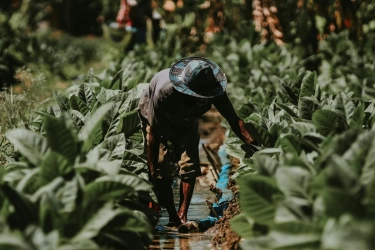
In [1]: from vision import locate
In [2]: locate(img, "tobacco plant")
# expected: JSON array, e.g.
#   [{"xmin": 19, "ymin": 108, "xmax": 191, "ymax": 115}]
[
  {"xmin": 0, "ymin": 70, "xmax": 156, "ymax": 249},
  {"xmin": 227, "ymin": 69, "xmax": 375, "ymax": 250}
]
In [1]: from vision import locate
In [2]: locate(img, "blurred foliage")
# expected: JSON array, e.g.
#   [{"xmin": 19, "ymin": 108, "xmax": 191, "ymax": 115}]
[{"xmin": 1, "ymin": 0, "xmax": 375, "ymax": 86}]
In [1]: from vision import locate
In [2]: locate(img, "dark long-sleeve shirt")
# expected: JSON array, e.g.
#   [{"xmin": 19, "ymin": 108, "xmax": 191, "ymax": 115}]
[{"xmin": 138, "ymin": 69, "xmax": 241, "ymax": 140}]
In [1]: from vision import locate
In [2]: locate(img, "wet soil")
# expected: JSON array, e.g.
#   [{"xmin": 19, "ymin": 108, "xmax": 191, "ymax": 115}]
[
  {"xmin": 149, "ymin": 176, "xmax": 217, "ymax": 250},
  {"xmin": 149, "ymin": 109, "xmax": 242, "ymax": 250},
  {"xmin": 209, "ymin": 178, "xmax": 242, "ymax": 250}
]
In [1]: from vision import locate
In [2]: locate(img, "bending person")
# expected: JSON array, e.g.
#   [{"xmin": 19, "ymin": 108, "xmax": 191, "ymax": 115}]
[{"xmin": 137, "ymin": 57, "xmax": 254, "ymax": 227}]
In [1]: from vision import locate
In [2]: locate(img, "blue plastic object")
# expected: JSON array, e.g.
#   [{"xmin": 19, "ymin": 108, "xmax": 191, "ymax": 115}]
[{"xmin": 195, "ymin": 163, "xmax": 233, "ymax": 232}]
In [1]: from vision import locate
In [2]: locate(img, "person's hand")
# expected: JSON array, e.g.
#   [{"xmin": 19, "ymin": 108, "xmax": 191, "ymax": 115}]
[{"xmin": 239, "ymin": 119, "xmax": 254, "ymax": 145}]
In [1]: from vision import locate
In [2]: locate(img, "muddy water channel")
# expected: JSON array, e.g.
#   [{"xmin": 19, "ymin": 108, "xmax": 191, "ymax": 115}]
[{"xmin": 149, "ymin": 173, "xmax": 218, "ymax": 250}]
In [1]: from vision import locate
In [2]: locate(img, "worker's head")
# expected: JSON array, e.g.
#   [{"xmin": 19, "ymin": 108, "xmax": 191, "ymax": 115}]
[{"xmin": 169, "ymin": 57, "xmax": 227, "ymax": 98}]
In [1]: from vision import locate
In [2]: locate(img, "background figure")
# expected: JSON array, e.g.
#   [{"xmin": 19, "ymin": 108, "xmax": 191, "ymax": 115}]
[
  {"xmin": 151, "ymin": 0, "xmax": 163, "ymax": 44},
  {"xmin": 117, "ymin": 0, "xmax": 153, "ymax": 51},
  {"xmin": 116, "ymin": 0, "xmax": 132, "ymax": 27}
]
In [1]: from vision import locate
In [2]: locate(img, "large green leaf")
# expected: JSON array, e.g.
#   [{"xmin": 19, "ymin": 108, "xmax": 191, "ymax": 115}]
[
  {"xmin": 39, "ymin": 152, "xmax": 71, "ymax": 184},
  {"xmin": 70, "ymin": 95, "xmax": 90, "ymax": 116},
  {"xmin": 96, "ymin": 88, "xmax": 120, "ymax": 104},
  {"xmin": 120, "ymin": 109, "xmax": 140, "ymax": 136},
  {"xmin": 253, "ymin": 155, "xmax": 279, "ymax": 177},
  {"xmin": 78, "ymin": 83, "xmax": 97, "ymax": 109},
  {"xmin": 363, "ymin": 174, "xmax": 375, "ymax": 217},
  {"xmin": 54, "ymin": 91, "xmax": 70, "ymax": 112},
  {"xmin": 298, "ymin": 71, "xmax": 316, "ymax": 119},
  {"xmin": 289, "ymin": 122, "xmax": 316, "ymax": 136},
  {"xmin": 364, "ymin": 103, "xmax": 375, "ymax": 128},
  {"xmin": 5, "ymin": 129, "xmax": 49, "ymax": 166},
  {"xmin": 79, "ymin": 103, "xmax": 113, "ymax": 153},
  {"xmin": 119, "ymin": 84, "xmax": 147, "ymax": 112},
  {"xmin": 275, "ymin": 103, "xmax": 298, "ymax": 118},
  {"xmin": 327, "ymin": 156, "xmax": 360, "ymax": 191},
  {"xmin": 55, "ymin": 176, "xmax": 80, "ymax": 213},
  {"xmin": 322, "ymin": 157, "xmax": 363, "ymax": 218},
  {"xmin": 230, "ymin": 213, "xmax": 254, "ymax": 239},
  {"xmin": 342, "ymin": 130, "xmax": 375, "ymax": 175},
  {"xmin": 0, "ymin": 235, "xmax": 31, "ymax": 250},
  {"xmin": 15, "ymin": 168, "xmax": 39, "ymax": 193},
  {"xmin": 275, "ymin": 167, "xmax": 312, "ymax": 199},
  {"xmin": 238, "ymin": 174, "xmax": 283, "ymax": 226},
  {"xmin": 224, "ymin": 137, "xmax": 246, "ymax": 159},
  {"xmin": 31, "ymin": 177, "xmax": 65, "ymax": 203},
  {"xmin": 238, "ymin": 103, "xmax": 257, "ymax": 119},
  {"xmin": 75, "ymin": 161, "xmax": 121, "ymax": 176},
  {"xmin": 317, "ymin": 129, "xmax": 360, "ymax": 168},
  {"xmin": 44, "ymin": 114, "xmax": 78, "ymax": 164},
  {"xmin": 47, "ymin": 105, "xmax": 62, "ymax": 118},
  {"xmin": 72, "ymin": 202, "xmax": 126, "ymax": 241},
  {"xmin": 57, "ymin": 240, "xmax": 99, "ymax": 250},
  {"xmin": 312, "ymin": 109, "xmax": 344, "ymax": 136},
  {"xmin": 95, "ymin": 134, "xmax": 126, "ymax": 162},
  {"xmin": 349, "ymin": 102, "xmax": 364, "ymax": 129},
  {"xmin": 298, "ymin": 96, "xmax": 319, "ymax": 120},
  {"xmin": 95, "ymin": 173, "xmax": 151, "ymax": 191},
  {"xmin": 279, "ymin": 134, "xmax": 302, "ymax": 156},
  {"xmin": 67, "ymin": 110, "xmax": 86, "ymax": 131},
  {"xmin": 321, "ymin": 216, "xmax": 375, "ymax": 250},
  {"xmin": 102, "ymin": 103, "xmax": 121, "ymax": 139},
  {"xmin": 83, "ymin": 180, "xmax": 138, "ymax": 206},
  {"xmin": 244, "ymin": 118, "xmax": 273, "ymax": 146},
  {"xmin": 280, "ymin": 82, "xmax": 298, "ymax": 106},
  {"xmin": 102, "ymin": 209, "xmax": 152, "ymax": 234},
  {"xmin": 38, "ymin": 194, "xmax": 57, "ymax": 233},
  {"xmin": 269, "ymin": 221, "xmax": 321, "ymax": 250},
  {"xmin": 123, "ymin": 149, "xmax": 147, "ymax": 164},
  {"xmin": 331, "ymin": 92, "xmax": 356, "ymax": 125},
  {"xmin": 1, "ymin": 184, "xmax": 37, "ymax": 226},
  {"xmin": 361, "ymin": 130, "xmax": 375, "ymax": 186},
  {"xmin": 275, "ymin": 197, "xmax": 312, "ymax": 223}
]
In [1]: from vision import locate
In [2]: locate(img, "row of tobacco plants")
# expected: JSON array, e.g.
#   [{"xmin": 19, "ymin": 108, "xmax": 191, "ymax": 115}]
[
  {"xmin": 223, "ymin": 33, "xmax": 375, "ymax": 249},
  {"xmin": 0, "ymin": 67, "xmax": 160, "ymax": 249}
]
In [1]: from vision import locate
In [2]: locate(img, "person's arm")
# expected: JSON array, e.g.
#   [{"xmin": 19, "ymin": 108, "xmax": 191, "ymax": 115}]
[
  {"xmin": 212, "ymin": 93, "xmax": 254, "ymax": 145},
  {"xmin": 147, "ymin": 125, "xmax": 160, "ymax": 182},
  {"xmin": 147, "ymin": 92, "xmax": 173, "ymax": 180}
]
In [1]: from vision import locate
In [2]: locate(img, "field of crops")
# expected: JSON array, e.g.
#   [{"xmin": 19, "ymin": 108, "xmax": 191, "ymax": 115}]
[{"xmin": 1, "ymin": 1, "xmax": 375, "ymax": 249}]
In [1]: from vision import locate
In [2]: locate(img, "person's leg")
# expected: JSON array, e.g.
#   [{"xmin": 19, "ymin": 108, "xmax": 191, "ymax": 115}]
[
  {"xmin": 175, "ymin": 123, "xmax": 201, "ymax": 224},
  {"xmin": 154, "ymin": 177, "xmax": 181, "ymax": 226},
  {"xmin": 139, "ymin": 113, "xmax": 180, "ymax": 226},
  {"xmin": 154, "ymin": 140, "xmax": 181, "ymax": 226},
  {"xmin": 178, "ymin": 176, "xmax": 195, "ymax": 224}
]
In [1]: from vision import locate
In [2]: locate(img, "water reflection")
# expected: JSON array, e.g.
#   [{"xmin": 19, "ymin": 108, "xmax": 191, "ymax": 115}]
[{"xmin": 150, "ymin": 227, "xmax": 216, "ymax": 250}]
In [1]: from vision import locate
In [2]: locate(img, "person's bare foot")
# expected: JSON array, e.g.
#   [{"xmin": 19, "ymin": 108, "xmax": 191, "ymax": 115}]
[
  {"xmin": 165, "ymin": 215, "xmax": 182, "ymax": 228},
  {"xmin": 178, "ymin": 221, "xmax": 199, "ymax": 233}
]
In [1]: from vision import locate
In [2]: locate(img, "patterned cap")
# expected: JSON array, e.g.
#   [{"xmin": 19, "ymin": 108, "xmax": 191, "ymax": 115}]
[{"xmin": 169, "ymin": 57, "xmax": 227, "ymax": 98}]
